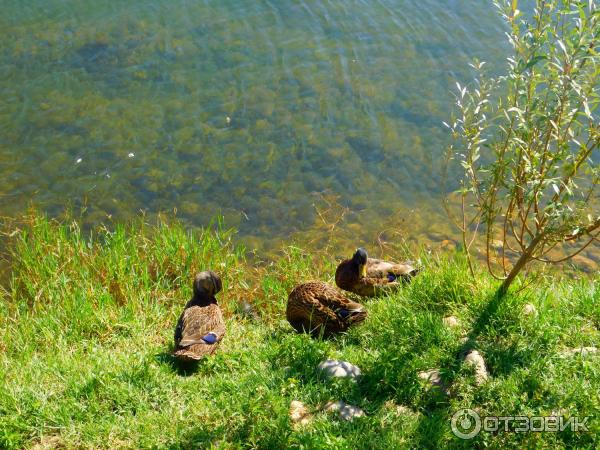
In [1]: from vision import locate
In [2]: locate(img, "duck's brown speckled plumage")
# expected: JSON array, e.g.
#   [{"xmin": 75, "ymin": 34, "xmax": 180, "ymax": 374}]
[
  {"xmin": 173, "ymin": 271, "xmax": 225, "ymax": 361},
  {"xmin": 335, "ymin": 248, "xmax": 419, "ymax": 297},
  {"xmin": 286, "ymin": 281, "xmax": 367, "ymax": 337}
]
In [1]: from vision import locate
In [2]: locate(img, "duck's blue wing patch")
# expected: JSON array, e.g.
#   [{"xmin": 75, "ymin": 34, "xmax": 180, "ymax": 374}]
[
  {"xmin": 337, "ymin": 308, "xmax": 351, "ymax": 319},
  {"xmin": 201, "ymin": 332, "xmax": 217, "ymax": 344}
]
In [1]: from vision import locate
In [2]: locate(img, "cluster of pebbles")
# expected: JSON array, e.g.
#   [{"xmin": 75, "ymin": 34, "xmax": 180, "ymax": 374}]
[
  {"xmin": 290, "ymin": 311, "xmax": 597, "ymax": 427},
  {"xmin": 289, "ymin": 359, "xmax": 419, "ymax": 426},
  {"xmin": 289, "ymin": 359, "xmax": 366, "ymax": 426}
]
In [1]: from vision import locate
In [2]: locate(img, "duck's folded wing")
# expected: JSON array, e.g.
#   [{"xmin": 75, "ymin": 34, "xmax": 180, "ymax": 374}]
[
  {"xmin": 389, "ymin": 263, "xmax": 418, "ymax": 278},
  {"xmin": 367, "ymin": 259, "xmax": 410, "ymax": 275},
  {"xmin": 177, "ymin": 305, "xmax": 225, "ymax": 348},
  {"xmin": 350, "ymin": 275, "xmax": 404, "ymax": 297},
  {"xmin": 287, "ymin": 299, "xmax": 344, "ymax": 334},
  {"xmin": 366, "ymin": 258, "xmax": 394, "ymax": 277},
  {"xmin": 313, "ymin": 287, "xmax": 363, "ymax": 313}
]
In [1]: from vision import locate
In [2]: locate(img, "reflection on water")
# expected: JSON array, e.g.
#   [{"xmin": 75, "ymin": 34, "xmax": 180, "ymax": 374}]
[{"xmin": 2, "ymin": 0, "xmax": 595, "ymax": 266}]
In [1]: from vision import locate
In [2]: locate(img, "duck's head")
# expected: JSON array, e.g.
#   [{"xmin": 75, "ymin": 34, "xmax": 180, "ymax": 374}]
[
  {"xmin": 193, "ymin": 271, "xmax": 222, "ymax": 297},
  {"xmin": 352, "ymin": 248, "xmax": 368, "ymax": 278}
]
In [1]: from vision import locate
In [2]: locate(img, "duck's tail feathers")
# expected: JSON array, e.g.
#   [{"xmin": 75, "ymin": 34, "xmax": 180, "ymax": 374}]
[
  {"xmin": 173, "ymin": 343, "xmax": 217, "ymax": 361},
  {"xmin": 173, "ymin": 348, "xmax": 204, "ymax": 361},
  {"xmin": 348, "ymin": 308, "xmax": 368, "ymax": 324}
]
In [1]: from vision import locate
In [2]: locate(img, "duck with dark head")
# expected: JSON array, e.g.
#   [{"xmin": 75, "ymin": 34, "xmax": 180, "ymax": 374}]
[
  {"xmin": 173, "ymin": 271, "xmax": 225, "ymax": 361},
  {"xmin": 335, "ymin": 247, "xmax": 419, "ymax": 297}
]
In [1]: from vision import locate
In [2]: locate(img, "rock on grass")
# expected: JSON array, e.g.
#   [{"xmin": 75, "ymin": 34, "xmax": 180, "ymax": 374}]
[
  {"xmin": 442, "ymin": 316, "xmax": 460, "ymax": 327},
  {"xmin": 324, "ymin": 401, "xmax": 365, "ymax": 421},
  {"xmin": 289, "ymin": 400, "xmax": 312, "ymax": 426},
  {"xmin": 560, "ymin": 346, "xmax": 597, "ymax": 357},
  {"xmin": 383, "ymin": 400, "xmax": 413, "ymax": 416},
  {"xmin": 418, "ymin": 369, "xmax": 443, "ymax": 387},
  {"xmin": 463, "ymin": 350, "xmax": 489, "ymax": 385},
  {"xmin": 318, "ymin": 359, "xmax": 361, "ymax": 380},
  {"xmin": 31, "ymin": 436, "xmax": 63, "ymax": 450}
]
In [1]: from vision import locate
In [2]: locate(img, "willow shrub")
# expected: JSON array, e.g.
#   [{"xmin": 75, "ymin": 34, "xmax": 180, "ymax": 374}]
[{"xmin": 444, "ymin": 0, "xmax": 600, "ymax": 295}]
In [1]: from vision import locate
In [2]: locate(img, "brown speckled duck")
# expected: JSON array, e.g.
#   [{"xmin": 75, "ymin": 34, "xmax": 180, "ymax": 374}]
[
  {"xmin": 286, "ymin": 281, "xmax": 367, "ymax": 337},
  {"xmin": 335, "ymin": 248, "xmax": 419, "ymax": 297},
  {"xmin": 173, "ymin": 271, "xmax": 225, "ymax": 361}
]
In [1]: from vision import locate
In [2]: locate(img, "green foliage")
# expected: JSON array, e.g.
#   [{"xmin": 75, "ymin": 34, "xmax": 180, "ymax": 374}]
[
  {"xmin": 0, "ymin": 214, "xmax": 598, "ymax": 448},
  {"xmin": 444, "ymin": 0, "xmax": 600, "ymax": 294}
]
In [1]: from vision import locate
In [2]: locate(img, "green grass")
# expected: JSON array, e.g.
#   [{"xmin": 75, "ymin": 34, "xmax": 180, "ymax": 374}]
[{"xmin": 0, "ymin": 214, "xmax": 598, "ymax": 449}]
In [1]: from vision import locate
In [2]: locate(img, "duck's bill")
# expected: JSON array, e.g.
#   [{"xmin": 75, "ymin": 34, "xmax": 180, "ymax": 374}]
[{"xmin": 360, "ymin": 264, "xmax": 367, "ymax": 278}]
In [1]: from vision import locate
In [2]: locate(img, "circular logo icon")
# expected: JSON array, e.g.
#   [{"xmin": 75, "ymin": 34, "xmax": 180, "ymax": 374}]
[{"xmin": 451, "ymin": 408, "xmax": 481, "ymax": 439}]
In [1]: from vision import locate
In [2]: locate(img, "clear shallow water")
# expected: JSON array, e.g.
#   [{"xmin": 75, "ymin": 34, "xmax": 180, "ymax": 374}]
[{"xmin": 2, "ymin": 0, "xmax": 516, "ymax": 252}]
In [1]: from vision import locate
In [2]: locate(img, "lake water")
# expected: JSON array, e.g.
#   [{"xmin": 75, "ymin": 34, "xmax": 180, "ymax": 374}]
[{"xmin": 2, "ymin": 1, "xmax": 573, "ymax": 260}]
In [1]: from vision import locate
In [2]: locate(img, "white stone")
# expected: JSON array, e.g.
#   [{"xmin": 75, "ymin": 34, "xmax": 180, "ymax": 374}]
[
  {"xmin": 384, "ymin": 400, "xmax": 412, "ymax": 416},
  {"xmin": 418, "ymin": 369, "xmax": 442, "ymax": 386},
  {"xmin": 289, "ymin": 400, "xmax": 312, "ymax": 426},
  {"xmin": 561, "ymin": 346, "xmax": 597, "ymax": 357},
  {"xmin": 464, "ymin": 350, "xmax": 489, "ymax": 385},
  {"xmin": 523, "ymin": 303, "xmax": 537, "ymax": 315},
  {"xmin": 324, "ymin": 401, "xmax": 365, "ymax": 421},
  {"xmin": 318, "ymin": 359, "xmax": 361, "ymax": 380},
  {"xmin": 31, "ymin": 436, "xmax": 63, "ymax": 450},
  {"xmin": 443, "ymin": 316, "xmax": 460, "ymax": 327}
]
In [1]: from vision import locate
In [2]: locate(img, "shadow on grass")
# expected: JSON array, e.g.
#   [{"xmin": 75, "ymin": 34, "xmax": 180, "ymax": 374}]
[
  {"xmin": 169, "ymin": 425, "xmax": 226, "ymax": 449},
  {"xmin": 456, "ymin": 291, "xmax": 540, "ymax": 375},
  {"xmin": 266, "ymin": 330, "xmax": 329, "ymax": 384},
  {"xmin": 409, "ymin": 291, "xmax": 539, "ymax": 448},
  {"xmin": 154, "ymin": 351, "xmax": 202, "ymax": 377},
  {"xmin": 355, "ymin": 292, "xmax": 530, "ymax": 448}
]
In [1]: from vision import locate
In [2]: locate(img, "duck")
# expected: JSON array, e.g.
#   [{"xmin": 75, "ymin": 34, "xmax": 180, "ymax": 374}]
[
  {"xmin": 286, "ymin": 281, "xmax": 367, "ymax": 337},
  {"xmin": 173, "ymin": 271, "xmax": 225, "ymax": 361},
  {"xmin": 335, "ymin": 247, "xmax": 419, "ymax": 297}
]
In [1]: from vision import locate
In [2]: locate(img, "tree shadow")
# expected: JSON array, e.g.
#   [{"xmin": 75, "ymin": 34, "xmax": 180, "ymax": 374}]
[
  {"xmin": 459, "ymin": 291, "xmax": 543, "ymax": 375},
  {"xmin": 408, "ymin": 291, "xmax": 545, "ymax": 447},
  {"xmin": 353, "ymin": 291, "xmax": 536, "ymax": 447}
]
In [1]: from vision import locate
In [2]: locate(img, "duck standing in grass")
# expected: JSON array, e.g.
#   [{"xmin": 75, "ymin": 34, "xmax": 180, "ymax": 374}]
[
  {"xmin": 173, "ymin": 271, "xmax": 225, "ymax": 361},
  {"xmin": 335, "ymin": 248, "xmax": 419, "ymax": 297},
  {"xmin": 286, "ymin": 281, "xmax": 367, "ymax": 337}
]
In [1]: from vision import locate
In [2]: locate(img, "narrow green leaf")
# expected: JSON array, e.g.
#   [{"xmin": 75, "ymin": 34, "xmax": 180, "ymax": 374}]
[{"xmin": 523, "ymin": 55, "xmax": 547, "ymax": 72}]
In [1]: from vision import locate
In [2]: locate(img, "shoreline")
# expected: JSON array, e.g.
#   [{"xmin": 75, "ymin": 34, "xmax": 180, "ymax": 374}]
[{"xmin": 0, "ymin": 213, "xmax": 598, "ymax": 448}]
